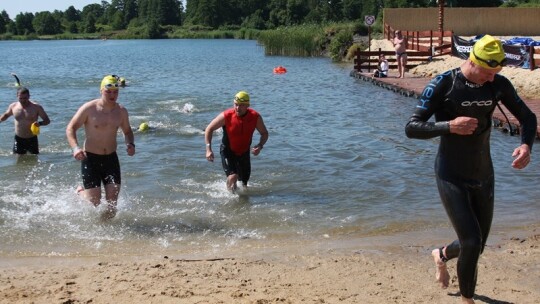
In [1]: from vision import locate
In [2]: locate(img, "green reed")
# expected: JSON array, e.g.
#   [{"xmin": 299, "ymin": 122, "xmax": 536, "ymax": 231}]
[{"xmin": 257, "ymin": 25, "xmax": 325, "ymax": 57}]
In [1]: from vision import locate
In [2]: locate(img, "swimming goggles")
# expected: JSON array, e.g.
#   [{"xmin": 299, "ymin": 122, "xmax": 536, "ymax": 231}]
[
  {"xmin": 234, "ymin": 96, "xmax": 249, "ymax": 103},
  {"xmin": 103, "ymin": 83, "xmax": 119, "ymax": 90},
  {"xmin": 472, "ymin": 49, "xmax": 506, "ymax": 68}
]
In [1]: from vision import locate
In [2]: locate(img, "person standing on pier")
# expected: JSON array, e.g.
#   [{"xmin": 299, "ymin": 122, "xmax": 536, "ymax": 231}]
[
  {"xmin": 405, "ymin": 34, "xmax": 537, "ymax": 304},
  {"xmin": 393, "ymin": 30, "xmax": 408, "ymax": 78}
]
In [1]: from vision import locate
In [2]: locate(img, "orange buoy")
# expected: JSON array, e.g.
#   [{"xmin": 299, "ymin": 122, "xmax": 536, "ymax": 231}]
[{"xmin": 273, "ymin": 66, "xmax": 287, "ymax": 74}]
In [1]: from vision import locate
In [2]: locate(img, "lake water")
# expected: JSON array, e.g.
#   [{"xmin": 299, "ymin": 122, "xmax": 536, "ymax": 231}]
[{"xmin": 0, "ymin": 39, "xmax": 538, "ymax": 258}]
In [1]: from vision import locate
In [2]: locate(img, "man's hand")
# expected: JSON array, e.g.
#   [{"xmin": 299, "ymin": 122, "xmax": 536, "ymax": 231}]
[
  {"xmin": 512, "ymin": 144, "xmax": 531, "ymax": 169},
  {"xmin": 252, "ymin": 144, "xmax": 263, "ymax": 156},
  {"xmin": 72, "ymin": 147, "xmax": 86, "ymax": 161},
  {"xmin": 126, "ymin": 143, "xmax": 135, "ymax": 156},
  {"xmin": 206, "ymin": 148, "xmax": 214, "ymax": 162},
  {"xmin": 449, "ymin": 117, "xmax": 478, "ymax": 135}
]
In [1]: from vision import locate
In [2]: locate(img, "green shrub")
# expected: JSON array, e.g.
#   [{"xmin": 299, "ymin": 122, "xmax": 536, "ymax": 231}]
[{"xmin": 328, "ymin": 29, "xmax": 353, "ymax": 61}]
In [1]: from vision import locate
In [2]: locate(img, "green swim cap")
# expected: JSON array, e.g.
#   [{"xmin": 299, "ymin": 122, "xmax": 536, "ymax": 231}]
[
  {"xmin": 469, "ymin": 35, "xmax": 506, "ymax": 69},
  {"xmin": 234, "ymin": 91, "xmax": 250, "ymax": 105}
]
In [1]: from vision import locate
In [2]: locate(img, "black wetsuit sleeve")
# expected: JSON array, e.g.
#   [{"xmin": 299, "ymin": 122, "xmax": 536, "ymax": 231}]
[
  {"xmin": 405, "ymin": 73, "xmax": 452, "ymax": 139},
  {"xmin": 497, "ymin": 76, "xmax": 537, "ymax": 149}
]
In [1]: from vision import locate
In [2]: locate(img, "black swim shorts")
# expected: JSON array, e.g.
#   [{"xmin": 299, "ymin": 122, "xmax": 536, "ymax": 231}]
[
  {"xmin": 81, "ymin": 151, "xmax": 121, "ymax": 189},
  {"xmin": 13, "ymin": 135, "xmax": 39, "ymax": 154}
]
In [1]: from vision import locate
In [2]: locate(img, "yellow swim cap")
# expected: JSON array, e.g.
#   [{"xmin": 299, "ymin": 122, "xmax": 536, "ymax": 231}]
[
  {"xmin": 234, "ymin": 91, "xmax": 250, "ymax": 105},
  {"xmin": 469, "ymin": 35, "xmax": 506, "ymax": 69},
  {"xmin": 100, "ymin": 75, "xmax": 120, "ymax": 90},
  {"xmin": 139, "ymin": 122, "xmax": 149, "ymax": 131}
]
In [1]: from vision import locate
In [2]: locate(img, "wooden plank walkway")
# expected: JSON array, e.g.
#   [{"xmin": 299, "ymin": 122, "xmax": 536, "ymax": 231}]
[{"xmin": 350, "ymin": 70, "xmax": 540, "ymax": 139}]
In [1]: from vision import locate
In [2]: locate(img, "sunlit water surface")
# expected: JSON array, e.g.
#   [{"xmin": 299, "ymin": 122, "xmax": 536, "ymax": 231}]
[{"xmin": 0, "ymin": 39, "xmax": 538, "ymax": 258}]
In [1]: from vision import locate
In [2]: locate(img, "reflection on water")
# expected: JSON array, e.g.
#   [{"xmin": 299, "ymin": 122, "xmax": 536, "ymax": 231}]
[{"xmin": 0, "ymin": 39, "xmax": 538, "ymax": 257}]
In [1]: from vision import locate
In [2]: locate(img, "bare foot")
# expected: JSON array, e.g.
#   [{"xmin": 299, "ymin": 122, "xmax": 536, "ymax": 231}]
[
  {"xmin": 432, "ymin": 248, "xmax": 450, "ymax": 289},
  {"xmin": 228, "ymin": 183, "xmax": 237, "ymax": 194},
  {"xmin": 76, "ymin": 185, "xmax": 84, "ymax": 195},
  {"xmin": 461, "ymin": 296, "xmax": 475, "ymax": 303},
  {"xmin": 100, "ymin": 204, "xmax": 117, "ymax": 220}
]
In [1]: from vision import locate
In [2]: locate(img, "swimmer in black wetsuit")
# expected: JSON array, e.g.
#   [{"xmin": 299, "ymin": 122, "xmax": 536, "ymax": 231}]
[{"xmin": 405, "ymin": 35, "xmax": 537, "ymax": 304}]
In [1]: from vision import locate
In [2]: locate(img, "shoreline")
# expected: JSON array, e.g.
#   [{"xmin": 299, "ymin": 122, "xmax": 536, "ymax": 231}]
[
  {"xmin": 1, "ymin": 226, "xmax": 538, "ymax": 303},
  {"xmin": 0, "ymin": 221, "xmax": 536, "ymax": 261}
]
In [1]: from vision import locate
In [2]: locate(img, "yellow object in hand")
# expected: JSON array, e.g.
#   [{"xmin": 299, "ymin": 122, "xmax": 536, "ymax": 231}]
[{"xmin": 30, "ymin": 122, "xmax": 40, "ymax": 135}]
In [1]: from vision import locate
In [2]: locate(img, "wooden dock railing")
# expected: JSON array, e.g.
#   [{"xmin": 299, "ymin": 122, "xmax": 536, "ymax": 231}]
[
  {"xmin": 529, "ymin": 45, "xmax": 540, "ymax": 71},
  {"xmin": 353, "ymin": 49, "xmax": 433, "ymax": 73},
  {"xmin": 354, "ymin": 25, "xmax": 453, "ymax": 73},
  {"xmin": 355, "ymin": 23, "xmax": 539, "ymax": 73}
]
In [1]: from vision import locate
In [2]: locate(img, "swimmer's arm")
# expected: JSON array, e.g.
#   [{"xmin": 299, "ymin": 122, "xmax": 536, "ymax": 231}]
[
  {"xmin": 405, "ymin": 76, "xmax": 450, "ymax": 139},
  {"xmin": 37, "ymin": 104, "xmax": 51, "ymax": 126},
  {"xmin": 0, "ymin": 103, "xmax": 15, "ymax": 122},
  {"xmin": 66, "ymin": 105, "xmax": 89, "ymax": 150},
  {"xmin": 204, "ymin": 113, "xmax": 225, "ymax": 162},
  {"xmin": 498, "ymin": 79, "xmax": 537, "ymax": 149},
  {"xmin": 255, "ymin": 116, "xmax": 268, "ymax": 148},
  {"xmin": 252, "ymin": 116, "xmax": 268, "ymax": 156},
  {"xmin": 204, "ymin": 113, "xmax": 225, "ymax": 149},
  {"xmin": 120, "ymin": 108, "xmax": 135, "ymax": 155},
  {"xmin": 405, "ymin": 116, "xmax": 450, "ymax": 139}
]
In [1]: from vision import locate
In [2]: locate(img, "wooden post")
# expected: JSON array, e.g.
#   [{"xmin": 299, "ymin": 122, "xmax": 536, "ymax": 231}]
[
  {"xmin": 355, "ymin": 48, "xmax": 361, "ymax": 72},
  {"xmin": 530, "ymin": 45, "xmax": 534, "ymax": 71},
  {"xmin": 438, "ymin": 0, "xmax": 445, "ymax": 46},
  {"xmin": 429, "ymin": 30, "xmax": 433, "ymax": 54},
  {"xmin": 368, "ymin": 26, "xmax": 371, "ymax": 52}
]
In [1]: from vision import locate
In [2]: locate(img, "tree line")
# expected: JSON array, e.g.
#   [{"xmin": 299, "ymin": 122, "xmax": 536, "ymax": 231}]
[{"xmin": 1, "ymin": 0, "xmax": 537, "ymax": 38}]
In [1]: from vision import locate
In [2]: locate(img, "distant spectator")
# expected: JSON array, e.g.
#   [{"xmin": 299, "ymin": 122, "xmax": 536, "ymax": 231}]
[
  {"xmin": 393, "ymin": 30, "xmax": 408, "ymax": 78},
  {"xmin": 373, "ymin": 54, "xmax": 389, "ymax": 78}
]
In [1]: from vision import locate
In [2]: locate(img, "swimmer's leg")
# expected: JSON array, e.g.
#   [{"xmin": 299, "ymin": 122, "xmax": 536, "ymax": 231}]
[
  {"xmin": 226, "ymin": 174, "xmax": 238, "ymax": 193},
  {"xmin": 102, "ymin": 183, "xmax": 120, "ymax": 220},
  {"xmin": 432, "ymin": 247, "xmax": 450, "ymax": 289},
  {"xmin": 76, "ymin": 186, "xmax": 102, "ymax": 207}
]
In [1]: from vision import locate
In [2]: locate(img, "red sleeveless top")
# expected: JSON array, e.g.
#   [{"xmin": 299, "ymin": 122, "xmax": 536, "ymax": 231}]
[{"xmin": 223, "ymin": 108, "xmax": 260, "ymax": 155}]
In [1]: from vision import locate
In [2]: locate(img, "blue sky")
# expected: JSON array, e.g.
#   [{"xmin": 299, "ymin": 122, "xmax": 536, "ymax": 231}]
[
  {"xmin": 2, "ymin": 1, "xmax": 186, "ymax": 19},
  {"xmin": 2, "ymin": 1, "xmax": 99, "ymax": 18}
]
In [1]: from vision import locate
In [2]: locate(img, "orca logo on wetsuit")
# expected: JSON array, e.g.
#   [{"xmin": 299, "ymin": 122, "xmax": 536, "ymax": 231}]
[{"xmin": 461, "ymin": 100, "xmax": 493, "ymax": 107}]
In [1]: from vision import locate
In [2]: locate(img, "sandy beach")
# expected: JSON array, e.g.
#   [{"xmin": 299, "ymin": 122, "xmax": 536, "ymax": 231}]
[
  {"xmin": 1, "ymin": 38, "xmax": 539, "ymax": 304},
  {"xmin": 0, "ymin": 228, "xmax": 538, "ymax": 303}
]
